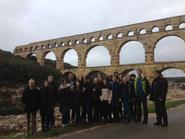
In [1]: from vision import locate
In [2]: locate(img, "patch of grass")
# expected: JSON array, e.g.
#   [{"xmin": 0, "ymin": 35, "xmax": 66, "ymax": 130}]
[
  {"xmin": 2, "ymin": 99, "xmax": 185, "ymax": 139},
  {"xmin": 148, "ymin": 99, "xmax": 185, "ymax": 113}
]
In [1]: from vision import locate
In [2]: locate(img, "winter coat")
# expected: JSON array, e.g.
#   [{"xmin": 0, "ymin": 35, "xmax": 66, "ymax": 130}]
[
  {"xmin": 58, "ymin": 84, "xmax": 72, "ymax": 107},
  {"xmin": 91, "ymin": 83, "xmax": 102, "ymax": 101},
  {"xmin": 120, "ymin": 82, "xmax": 130, "ymax": 101},
  {"xmin": 22, "ymin": 87, "xmax": 40, "ymax": 113},
  {"xmin": 134, "ymin": 76, "xmax": 150, "ymax": 98},
  {"xmin": 111, "ymin": 81, "xmax": 122, "ymax": 107},
  {"xmin": 40, "ymin": 86, "xmax": 54, "ymax": 115},
  {"xmin": 72, "ymin": 86, "xmax": 83, "ymax": 106},
  {"xmin": 150, "ymin": 77, "xmax": 168, "ymax": 101}
]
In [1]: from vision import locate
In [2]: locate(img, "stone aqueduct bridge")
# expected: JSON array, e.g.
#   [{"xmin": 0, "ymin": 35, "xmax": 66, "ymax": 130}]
[{"xmin": 14, "ymin": 15, "xmax": 185, "ymax": 79}]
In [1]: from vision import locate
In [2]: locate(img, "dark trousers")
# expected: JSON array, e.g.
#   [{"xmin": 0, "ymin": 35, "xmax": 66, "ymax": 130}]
[
  {"xmin": 60, "ymin": 105, "xmax": 70, "ymax": 125},
  {"xmin": 130, "ymin": 101, "xmax": 137, "ymax": 119},
  {"xmin": 41, "ymin": 110, "xmax": 51, "ymax": 131},
  {"xmin": 154, "ymin": 101, "xmax": 168, "ymax": 125},
  {"xmin": 112, "ymin": 102, "xmax": 122, "ymax": 121},
  {"xmin": 123, "ymin": 99, "xmax": 131, "ymax": 120},
  {"xmin": 92, "ymin": 99, "xmax": 101, "ymax": 122},
  {"xmin": 50, "ymin": 107, "xmax": 55, "ymax": 127},
  {"xmin": 72, "ymin": 104, "xmax": 81, "ymax": 123},
  {"xmin": 26, "ymin": 112, "xmax": 37, "ymax": 134},
  {"xmin": 136, "ymin": 98, "xmax": 148, "ymax": 122},
  {"xmin": 101, "ymin": 100, "xmax": 111, "ymax": 121},
  {"xmin": 81, "ymin": 98, "xmax": 92, "ymax": 123}
]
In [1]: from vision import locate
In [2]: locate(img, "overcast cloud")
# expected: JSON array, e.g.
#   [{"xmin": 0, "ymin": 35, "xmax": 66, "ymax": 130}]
[{"xmin": 0, "ymin": 0, "xmax": 185, "ymax": 76}]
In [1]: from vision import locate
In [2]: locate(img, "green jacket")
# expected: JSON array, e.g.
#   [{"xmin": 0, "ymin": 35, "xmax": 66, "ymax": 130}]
[{"xmin": 134, "ymin": 76, "xmax": 150, "ymax": 96}]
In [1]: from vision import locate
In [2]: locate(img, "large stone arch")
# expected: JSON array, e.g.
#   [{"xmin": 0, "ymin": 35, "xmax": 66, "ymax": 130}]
[
  {"xmin": 84, "ymin": 45, "xmax": 111, "ymax": 67},
  {"xmin": 118, "ymin": 40, "xmax": 146, "ymax": 65},
  {"xmin": 42, "ymin": 51, "xmax": 57, "ymax": 68},
  {"xmin": 160, "ymin": 67, "xmax": 185, "ymax": 77},
  {"xmin": 160, "ymin": 66, "xmax": 185, "ymax": 74},
  {"xmin": 153, "ymin": 34, "xmax": 185, "ymax": 49},
  {"xmin": 25, "ymin": 52, "xmax": 38, "ymax": 62},
  {"xmin": 154, "ymin": 35, "xmax": 185, "ymax": 62},
  {"xmin": 86, "ymin": 70, "xmax": 108, "ymax": 79},
  {"xmin": 26, "ymin": 52, "xmax": 38, "ymax": 59},
  {"xmin": 61, "ymin": 48, "xmax": 79, "ymax": 68},
  {"xmin": 122, "ymin": 69, "xmax": 137, "ymax": 75},
  {"xmin": 116, "ymin": 39, "xmax": 143, "ymax": 55},
  {"xmin": 63, "ymin": 71, "xmax": 77, "ymax": 79},
  {"xmin": 42, "ymin": 50, "xmax": 57, "ymax": 61}
]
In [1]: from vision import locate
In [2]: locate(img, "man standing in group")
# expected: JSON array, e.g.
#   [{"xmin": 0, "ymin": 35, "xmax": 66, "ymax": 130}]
[
  {"xmin": 134, "ymin": 69, "xmax": 150, "ymax": 124},
  {"xmin": 151, "ymin": 70, "xmax": 168, "ymax": 127},
  {"xmin": 92, "ymin": 77, "xmax": 102, "ymax": 122},
  {"xmin": 22, "ymin": 79, "xmax": 40, "ymax": 135},
  {"xmin": 67, "ymin": 73, "xmax": 76, "ymax": 122},
  {"xmin": 111, "ymin": 76, "xmax": 122, "ymax": 122},
  {"xmin": 47, "ymin": 75, "xmax": 57, "ymax": 128},
  {"xmin": 129, "ymin": 74, "xmax": 137, "ymax": 121}
]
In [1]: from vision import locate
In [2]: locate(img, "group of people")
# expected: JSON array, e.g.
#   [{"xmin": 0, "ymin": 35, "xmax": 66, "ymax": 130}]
[{"xmin": 21, "ymin": 69, "xmax": 168, "ymax": 135}]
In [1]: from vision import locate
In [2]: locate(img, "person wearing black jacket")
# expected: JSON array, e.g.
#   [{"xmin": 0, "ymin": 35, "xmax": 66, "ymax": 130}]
[
  {"xmin": 120, "ymin": 75, "xmax": 131, "ymax": 123},
  {"xmin": 47, "ymin": 75, "xmax": 58, "ymax": 128},
  {"xmin": 22, "ymin": 79, "xmax": 40, "ymax": 135},
  {"xmin": 67, "ymin": 73, "xmax": 76, "ymax": 122},
  {"xmin": 111, "ymin": 76, "xmax": 122, "ymax": 121},
  {"xmin": 40, "ymin": 80, "xmax": 54, "ymax": 132},
  {"xmin": 72, "ymin": 80, "xmax": 84, "ymax": 124},
  {"xmin": 150, "ymin": 70, "xmax": 168, "ymax": 127},
  {"xmin": 92, "ymin": 77, "xmax": 102, "ymax": 122},
  {"xmin": 129, "ymin": 74, "xmax": 137, "ymax": 121},
  {"xmin": 81, "ymin": 77, "xmax": 93, "ymax": 124},
  {"xmin": 58, "ymin": 79, "xmax": 72, "ymax": 127}
]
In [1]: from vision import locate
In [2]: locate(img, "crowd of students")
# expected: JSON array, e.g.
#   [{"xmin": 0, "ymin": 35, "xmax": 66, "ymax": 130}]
[{"xmin": 21, "ymin": 69, "xmax": 168, "ymax": 135}]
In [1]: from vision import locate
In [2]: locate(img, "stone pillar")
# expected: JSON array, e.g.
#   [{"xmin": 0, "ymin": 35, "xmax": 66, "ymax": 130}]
[
  {"xmin": 145, "ymin": 50, "xmax": 154, "ymax": 64},
  {"xmin": 78, "ymin": 53, "xmax": 86, "ymax": 68},
  {"xmin": 56, "ymin": 61, "xmax": 64, "ymax": 70},
  {"xmin": 143, "ymin": 40, "xmax": 155, "ymax": 65},
  {"xmin": 37, "ymin": 56, "xmax": 44, "ymax": 65},
  {"xmin": 111, "ymin": 53, "xmax": 119, "ymax": 67}
]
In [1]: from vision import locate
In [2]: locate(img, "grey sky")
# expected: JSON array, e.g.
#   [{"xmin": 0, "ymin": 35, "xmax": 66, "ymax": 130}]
[{"xmin": 1, "ymin": 0, "xmax": 185, "ymax": 76}]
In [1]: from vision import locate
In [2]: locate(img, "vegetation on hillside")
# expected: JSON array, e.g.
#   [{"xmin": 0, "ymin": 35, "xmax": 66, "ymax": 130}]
[{"xmin": 0, "ymin": 49, "xmax": 62, "ymax": 84}]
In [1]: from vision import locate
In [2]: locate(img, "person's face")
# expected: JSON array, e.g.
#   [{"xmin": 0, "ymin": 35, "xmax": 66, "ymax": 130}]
[
  {"xmin": 103, "ymin": 80, "xmax": 107, "ymax": 85},
  {"xmin": 122, "ymin": 76, "xmax": 127, "ymax": 83},
  {"xmin": 48, "ymin": 76, "xmax": 54, "ymax": 83},
  {"xmin": 68, "ymin": 74, "xmax": 73, "ymax": 80},
  {"xmin": 28, "ymin": 80, "xmax": 35, "ymax": 89},
  {"xmin": 112, "ymin": 76, "xmax": 116, "ymax": 82},
  {"xmin": 137, "ymin": 69, "xmax": 142, "ymax": 76},
  {"xmin": 119, "ymin": 74, "xmax": 123, "ymax": 79},
  {"xmin": 94, "ymin": 78, "xmax": 98, "ymax": 84},
  {"xmin": 76, "ymin": 81, "xmax": 80, "ymax": 86},
  {"xmin": 86, "ymin": 78, "xmax": 90, "ymax": 82},
  {"xmin": 79, "ymin": 76, "xmax": 83, "ymax": 81},
  {"xmin": 98, "ymin": 77, "xmax": 103, "ymax": 82},
  {"xmin": 154, "ymin": 72, "xmax": 160, "ymax": 78},
  {"xmin": 44, "ymin": 81, "xmax": 49, "ymax": 87},
  {"xmin": 130, "ymin": 76, "xmax": 135, "ymax": 81},
  {"xmin": 63, "ymin": 80, "xmax": 68, "ymax": 85},
  {"xmin": 126, "ymin": 74, "xmax": 130, "ymax": 81}
]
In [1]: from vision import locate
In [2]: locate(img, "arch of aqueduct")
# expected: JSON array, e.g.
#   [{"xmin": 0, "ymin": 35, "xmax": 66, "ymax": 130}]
[{"xmin": 14, "ymin": 15, "xmax": 185, "ymax": 80}]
